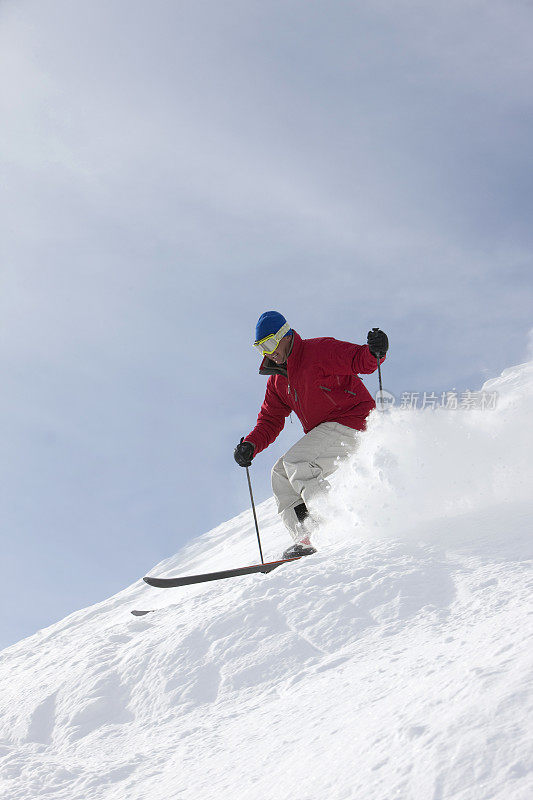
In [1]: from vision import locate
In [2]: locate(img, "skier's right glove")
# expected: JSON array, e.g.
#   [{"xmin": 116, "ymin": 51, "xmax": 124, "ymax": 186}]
[{"xmin": 234, "ymin": 439, "xmax": 255, "ymax": 467}]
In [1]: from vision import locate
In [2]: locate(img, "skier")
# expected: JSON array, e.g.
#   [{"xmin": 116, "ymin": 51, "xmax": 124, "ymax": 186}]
[{"xmin": 234, "ymin": 311, "xmax": 388, "ymax": 559}]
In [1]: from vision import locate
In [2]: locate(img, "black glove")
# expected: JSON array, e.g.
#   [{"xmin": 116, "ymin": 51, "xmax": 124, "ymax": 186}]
[
  {"xmin": 367, "ymin": 328, "xmax": 389, "ymax": 358},
  {"xmin": 234, "ymin": 438, "xmax": 255, "ymax": 467}
]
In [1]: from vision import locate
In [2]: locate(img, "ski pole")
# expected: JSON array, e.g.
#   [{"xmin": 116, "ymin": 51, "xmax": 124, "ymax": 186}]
[
  {"xmin": 245, "ymin": 466, "xmax": 265, "ymax": 564},
  {"xmin": 372, "ymin": 327, "xmax": 384, "ymax": 408},
  {"xmin": 376, "ymin": 353, "xmax": 383, "ymax": 393},
  {"xmin": 372, "ymin": 327, "xmax": 384, "ymax": 392}
]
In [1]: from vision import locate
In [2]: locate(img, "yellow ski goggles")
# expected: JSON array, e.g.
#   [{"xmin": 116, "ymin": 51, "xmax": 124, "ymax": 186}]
[{"xmin": 253, "ymin": 322, "xmax": 291, "ymax": 355}]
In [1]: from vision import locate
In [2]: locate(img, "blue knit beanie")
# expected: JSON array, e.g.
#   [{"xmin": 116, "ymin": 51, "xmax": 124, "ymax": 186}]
[{"xmin": 255, "ymin": 311, "xmax": 292, "ymax": 342}]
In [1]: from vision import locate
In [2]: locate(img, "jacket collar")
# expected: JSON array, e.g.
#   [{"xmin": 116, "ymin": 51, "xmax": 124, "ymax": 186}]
[{"xmin": 259, "ymin": 358, "xmax": 287, "ymax": 377}]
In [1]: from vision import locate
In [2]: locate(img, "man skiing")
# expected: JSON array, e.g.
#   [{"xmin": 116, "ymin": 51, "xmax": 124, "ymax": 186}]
[{"xmin": 234, "ymin": 312, "xmax": 388, "ymax": 559}]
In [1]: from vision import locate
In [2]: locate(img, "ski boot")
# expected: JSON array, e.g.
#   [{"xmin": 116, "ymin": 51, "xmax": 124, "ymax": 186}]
[
  {"xmin": 282, "ymin": 539, "xmax": 317, "ymax": 560},
  {"xmin": 282, "ymin": 502, "xmax": 318, "ymax": 559}
]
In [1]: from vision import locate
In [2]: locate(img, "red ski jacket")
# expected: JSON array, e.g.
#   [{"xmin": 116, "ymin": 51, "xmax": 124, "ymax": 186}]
[{"xmin": 245, "ymin": 331, "xmax": 385, "ymax": 457}]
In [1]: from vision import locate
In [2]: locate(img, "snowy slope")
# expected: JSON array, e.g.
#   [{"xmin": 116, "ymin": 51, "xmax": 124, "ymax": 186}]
[{"xmin": 1, "ymin": 362, "xmax": 532, "ymax": 800}]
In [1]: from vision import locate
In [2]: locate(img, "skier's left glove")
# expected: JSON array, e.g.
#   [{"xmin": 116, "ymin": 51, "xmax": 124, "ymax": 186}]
[
  {"xmin": 234, "ymin": 438, "xmax": 255, "ymax": 467},
  {"xmin": 367, "ymin": 328, "xmax": 389, "ymax": 359}
]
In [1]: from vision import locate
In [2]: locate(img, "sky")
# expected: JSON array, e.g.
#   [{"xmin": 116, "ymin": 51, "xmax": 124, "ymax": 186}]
[{"xmin": 1, "ymin": 0, "xmax": 532, "ymax": 649}]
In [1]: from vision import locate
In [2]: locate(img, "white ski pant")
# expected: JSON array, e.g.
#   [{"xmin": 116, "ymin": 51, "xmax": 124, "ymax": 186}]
[{"xmin": 271, "ymin": 421, "xmax": 361, "ymax": 540}]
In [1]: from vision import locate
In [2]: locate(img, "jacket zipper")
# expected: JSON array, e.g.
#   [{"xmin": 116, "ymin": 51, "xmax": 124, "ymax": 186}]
[{"xmin": 288, "ymin": 380, "xmax": 310, "ymax": 428}]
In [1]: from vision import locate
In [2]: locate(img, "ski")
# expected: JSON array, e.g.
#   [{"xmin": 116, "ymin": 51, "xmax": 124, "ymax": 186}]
[
  {"xmin": 131, "ymin": 609, "xmax": 155, "ymax": 616},
  {"xmin": 143, "ymin": 555, "xmax": 305, "ymax": 589}
]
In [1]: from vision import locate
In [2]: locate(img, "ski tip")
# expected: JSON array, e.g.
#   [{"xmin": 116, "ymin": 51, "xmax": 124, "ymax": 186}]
[{"xmin": 143, "ymin": 575, "xmax": 170, "ymax": 588}]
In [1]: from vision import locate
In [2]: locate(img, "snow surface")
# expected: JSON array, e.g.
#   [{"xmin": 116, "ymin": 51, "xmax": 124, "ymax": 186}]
[{"xmin": 1, "ymin": 362, "xmax": 532, "ymax": 800}]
